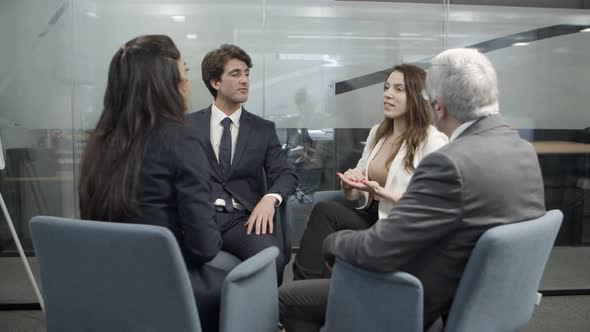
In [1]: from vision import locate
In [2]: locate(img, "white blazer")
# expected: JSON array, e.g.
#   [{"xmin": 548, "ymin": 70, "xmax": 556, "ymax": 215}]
[{"xmin": 355, "ymin": 124, "xmax": 448, "ymax": 219}]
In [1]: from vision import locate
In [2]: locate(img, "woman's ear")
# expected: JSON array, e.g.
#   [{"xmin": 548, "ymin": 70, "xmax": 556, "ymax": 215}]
[{"xmin": 178, "ymin": 79, "xmax": 188, "ymax": 95}]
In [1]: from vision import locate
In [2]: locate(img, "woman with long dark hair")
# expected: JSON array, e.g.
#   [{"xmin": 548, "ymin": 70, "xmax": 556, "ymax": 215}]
[
  {"xmin": 293, "ymin": 64, "xmax": 448, "ymax": 280},
  {"xmin": 79, "ymin": 35, "xmax": 224, "ymax": 332}
]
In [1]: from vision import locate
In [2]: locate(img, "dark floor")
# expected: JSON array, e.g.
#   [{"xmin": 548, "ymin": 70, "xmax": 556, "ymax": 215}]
[
  {"xmin": 1, "ymin": 295, "xmax": 589, "ymax": 332},
  {"xmin": 523, "ymin": 295, "xmax": 590, "ymax": 332}
]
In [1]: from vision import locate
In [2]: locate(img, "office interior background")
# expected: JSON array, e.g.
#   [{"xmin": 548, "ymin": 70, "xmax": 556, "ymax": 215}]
[{"xmin": 0, "ymin": 0, "xmax": 589, "ymax": 330}]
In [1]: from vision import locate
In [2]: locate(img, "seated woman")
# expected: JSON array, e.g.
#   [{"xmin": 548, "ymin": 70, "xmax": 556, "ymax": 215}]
[
  {"xmin": 293, "ymin": 64, "xmax": 448, "ymax": 280},
  {"xmin": 78, "ymin": 35, "xmax": 224, "ymax": 332}
]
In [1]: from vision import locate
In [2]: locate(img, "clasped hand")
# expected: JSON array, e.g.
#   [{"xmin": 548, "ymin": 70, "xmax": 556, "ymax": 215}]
[{"xmin": 337, "ymin": 169, "xmax": 400, "ymax": 202}]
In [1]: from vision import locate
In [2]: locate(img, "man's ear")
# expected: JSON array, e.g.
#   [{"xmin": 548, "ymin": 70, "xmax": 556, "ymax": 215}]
[
  {"xmin": 210, "ymin": 79, "xmax": 220, "ymax": 91},
  {"xmin": 435, "ymin": 97, "xmax": 447, "ymax": 119}
]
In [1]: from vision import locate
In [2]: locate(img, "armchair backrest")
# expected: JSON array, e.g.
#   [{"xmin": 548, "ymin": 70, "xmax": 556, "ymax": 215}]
[
  {"xmin": 220, "ymin": 246, "xmax": 279, "ymax": 332},
  {"xmin": 445, "ymin": 210, "xmax": 563, "ymax": 332},
  {"xmin": 263, "ymin": 168, "xmax": 292, "ymax": 264},
  {"xmin": 276, "ymin": 202, "xmax": 292, "ymax": 264},
  {"xmin": 30, "ymin": 216, "xmax": 201, "ymax": 332},
  {"xmin": 323, "ymin": 258, "xmax": 423, "ymax": 332}
]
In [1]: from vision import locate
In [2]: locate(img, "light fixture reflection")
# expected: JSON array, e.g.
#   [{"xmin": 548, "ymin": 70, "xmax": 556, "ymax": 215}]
[
  {"xmin": 171, "ymin": 15, "xmax": 185, "ymax": 22},
  {"xmin": 321, "ymin": 55, "xmax": 341, "ymax": 67},
  {"xmin": 512, "ymin": 42, "xmax": 530, "ymax": 47},
  {"xmin": 287, "ymin": 35, "xmax": 437, "ymax": 41},
  {"xmin": 186, "ymin": 33, "xmax": 198, "ymax": 40},
  {"xmin": 85, "ymin": 12, "xmax": 98, "ymax": 19}
]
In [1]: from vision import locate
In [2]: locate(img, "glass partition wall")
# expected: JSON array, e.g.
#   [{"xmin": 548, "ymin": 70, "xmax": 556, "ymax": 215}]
[
  {"xmin": 0, "ymin": 0, "xmax": 77, "ymax": 307},
  {"xmin": 1, "ymin": 0, "xmax": 588, "ymax": 307}
]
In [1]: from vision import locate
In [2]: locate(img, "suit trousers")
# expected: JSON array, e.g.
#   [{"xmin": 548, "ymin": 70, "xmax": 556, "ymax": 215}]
[
  {"xmin": 293, "ymin": 200, "xmax": 379, "ymax": 280},
  {"xmin": 279, "ymin": 279, "xmax": 330, "ymax": 332},
  {"xmin": 215, "ymin": 209, "xmax": 286, "ymax": 283}
]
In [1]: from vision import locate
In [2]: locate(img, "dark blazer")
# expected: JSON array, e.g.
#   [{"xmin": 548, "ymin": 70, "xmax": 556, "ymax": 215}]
[
  {"xmin": 323, "ymin": 114, "xmax": 546, "ymax": 328},
  {"xmin": 190, "ymin": 106, "xmax": 297, "ymax": 211},
  {"xmin": 131, "ymin": 120, "xmax": 225, "ymax": 332}
]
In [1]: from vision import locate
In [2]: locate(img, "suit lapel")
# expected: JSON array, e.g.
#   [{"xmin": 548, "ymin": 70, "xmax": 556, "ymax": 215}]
[
  {"xmin": 230, "ymin": 109, "xmax": 252, "ymax": 174},
  {"xmin": 199, "ymin": 106, "xmax": 223, "ymax": 180}
]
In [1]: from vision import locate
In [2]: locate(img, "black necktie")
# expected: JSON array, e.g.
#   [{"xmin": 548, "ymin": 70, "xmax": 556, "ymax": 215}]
[
  {"xmin": 219, "ymin": 117, "xmax": 234, "ymax": 212},
  {"xmin": 219, "ymin": 117, "xmax": 232, "ymax": 174}
]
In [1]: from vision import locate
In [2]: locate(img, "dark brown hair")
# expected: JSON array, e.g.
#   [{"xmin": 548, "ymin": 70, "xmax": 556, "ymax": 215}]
[
  {"xmin": 201, "ymin": 44, "xmax": 252, "ymax": 98},
  {"xmin": 371, "ymin": 64, "xmax": 432, "ymax": 172},
  {"xmin": 79, "ymin": 35, "xmax": 186, "ymax": 221}
]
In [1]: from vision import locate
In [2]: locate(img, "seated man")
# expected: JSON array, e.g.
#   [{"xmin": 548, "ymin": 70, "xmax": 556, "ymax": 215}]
[
  {"xmin": 279, "ymin": 48, "xmax": 545, "ymax": 331},
  {"xmin": 191, "ymin": 44, "xmax": 297, "ymax": 281}
]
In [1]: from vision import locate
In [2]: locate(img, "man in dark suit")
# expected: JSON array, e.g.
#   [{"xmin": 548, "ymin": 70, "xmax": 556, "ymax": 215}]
[
  {"xmin": 191, "ymin": 44, "xmax": 297, "ymax": 281},
  {"xmin": 279, "ymin": 48, "xmax": 546, "ymax": 331}
]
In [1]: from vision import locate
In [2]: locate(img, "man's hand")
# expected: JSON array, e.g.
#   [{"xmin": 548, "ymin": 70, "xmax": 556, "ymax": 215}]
[{"xmin": 245, "ymin": 196, "xmax": 277, "ymax": 235}]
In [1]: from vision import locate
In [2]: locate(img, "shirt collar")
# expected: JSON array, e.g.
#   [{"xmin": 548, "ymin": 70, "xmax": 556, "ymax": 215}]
[
  {"xmin": 212, "ymin": 103, "xmax": 242, "ymax": 128},
  {"xmin": 450, "ymin": 119, "xmax": 477, "ymax": 142}
]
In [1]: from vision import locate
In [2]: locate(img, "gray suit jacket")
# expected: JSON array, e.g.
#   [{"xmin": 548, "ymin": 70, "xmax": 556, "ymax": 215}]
[{"xmin": 323, "ymin": 114, "xmax": 546, "ymax": 327}]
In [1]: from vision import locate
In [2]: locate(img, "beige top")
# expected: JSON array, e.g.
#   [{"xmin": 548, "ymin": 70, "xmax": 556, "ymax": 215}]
[
  {"xmin": 368, "ymin": 135, "xmax": 398, "ymax": 188},
  {"xmin": 355, "ymin": 124, "xmax": 448, "ymax": 220}
]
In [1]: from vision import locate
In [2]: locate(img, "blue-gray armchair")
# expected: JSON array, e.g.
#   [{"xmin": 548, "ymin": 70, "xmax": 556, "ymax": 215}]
[
  {"xmin": 30, "ymin": 216, "xmax": 203, "ymax": 332},
  {"xmin": 322, "ymin": 210, "xmax": 563, "ymax": 332},
  {"xmin": 30, "ymin": 216, "xmax": 283, "ymax": 332}
]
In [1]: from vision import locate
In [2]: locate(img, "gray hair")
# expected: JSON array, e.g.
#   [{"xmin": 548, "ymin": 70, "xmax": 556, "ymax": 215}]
[{"xmin": 426, "ymin": 48, "xmax": 499, "ymax": 123}]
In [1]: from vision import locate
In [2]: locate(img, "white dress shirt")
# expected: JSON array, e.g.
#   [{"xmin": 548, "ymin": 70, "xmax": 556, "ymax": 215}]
[
  {"xmin": 210, "ymin": 104, "xmax": 241, "ymax": 162},
  {"xmin": 210, "ymin": 103, "xmax": 282, "ymax": 207}
]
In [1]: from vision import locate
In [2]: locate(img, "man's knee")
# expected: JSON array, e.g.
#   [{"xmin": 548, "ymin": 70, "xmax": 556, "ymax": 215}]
[
  {"xmin": 251, "ymin": 235, "xmax": 286, "ymax": 275},
  {"xmin": 279, "ymin": 282, "xmax": 300, "ymax": 316},
  {"xmin": 278, "ymin": 280, "xmax": 330, "ymax": 330}
]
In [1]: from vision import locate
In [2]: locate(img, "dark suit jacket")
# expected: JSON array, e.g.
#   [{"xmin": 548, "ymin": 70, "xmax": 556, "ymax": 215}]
[
  {"xmin": 130, "ymin": 120, "xmax": 226, "ymax": 332},
  {"xmin": 323, "ymin": 114, "xmax": 546, "ymax": 328},
  {"xmin": 190, "ymin": 106, "xmax": 297, "ymax": 211}
]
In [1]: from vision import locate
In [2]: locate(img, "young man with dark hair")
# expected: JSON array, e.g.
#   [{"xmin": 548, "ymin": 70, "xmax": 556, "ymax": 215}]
[{"xmin": 191, "ymin": 44, "xmax": 297, "ymax": 281}]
